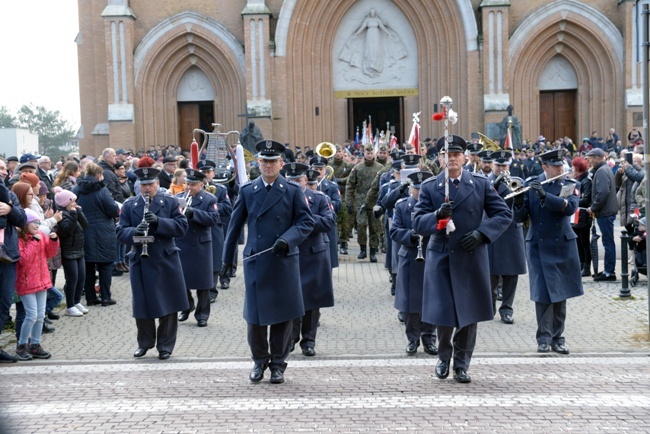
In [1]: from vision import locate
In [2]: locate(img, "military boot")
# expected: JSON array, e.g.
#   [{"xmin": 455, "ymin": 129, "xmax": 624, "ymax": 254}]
[
  {"xmin": 358, "ymin": 246, "xmax": 367, "ymax": 260},
  {"xmin": 369, "ymin": 248, "xmax": 378, "ymax": 263},
  {"xmin": 339, "ymin": 242, "xmax": 349, "ymax": 255}
]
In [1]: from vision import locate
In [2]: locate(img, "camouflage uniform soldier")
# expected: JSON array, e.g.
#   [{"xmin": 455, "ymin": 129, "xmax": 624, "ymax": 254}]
[
  {"xmin": 345, "ymin": 146, "xmax": 383, "ymax": 261},
  {"xmin": 330, "ymin": 145, "xmax": 353, "ymax": 254}
]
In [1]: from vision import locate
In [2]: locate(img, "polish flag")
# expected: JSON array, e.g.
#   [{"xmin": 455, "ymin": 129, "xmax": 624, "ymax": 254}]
[{"xmin": 408, "ymin": 112, "xmax": 421, "ymax": 154}]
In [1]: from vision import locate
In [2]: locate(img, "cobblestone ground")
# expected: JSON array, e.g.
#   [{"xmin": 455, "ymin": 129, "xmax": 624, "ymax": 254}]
[{"xmin": 1, "ymin": 232, "xmax": 649, "ymax": 432}]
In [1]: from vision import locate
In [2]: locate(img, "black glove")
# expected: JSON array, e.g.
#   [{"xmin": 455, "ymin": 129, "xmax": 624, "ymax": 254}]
[
  {"xmin": 347, "ymin": 205, "xmax": 354, "ymax": 214},
  {"xmin": 409, "ymin": 230, "xmax": 419, "ymax": 245},
  {"xmin": 513, "ymin": 192, "xmax": 524, "ymax": 207},
  {"xmin": 399, "ymin": 182, "xmax": 409, "ymax": 193},
  {"xmin": 435, "ymin": 202, "xmax": 453, "ymax": 220},
  {"xmin": 184, "ymin": 207, "xmax": 194, "ymax": 218},
  {"xmin": 144, "ymin": 211, "xmax": 159, "ymax": 227},
  {"xmin": 528, "ymin": 180, "xmax": 546, "ymax": 201},
  {"xmin": 460, "ymin": 230, "xmax": 486, "ymax": 251},
  {"xmin": 272, "ymin": 238, "xmax": 289, "ymax": 255},
  {"xmin": 360, "ymin": 204, "xmax": 367, "ymax": 213},
  {"xmin": 135, "ymin": 221, "xmax": 148, "ymax": 236},
  {"xmin": 221, "ymin": 263, "xmax": 234, "ymax": 277}
]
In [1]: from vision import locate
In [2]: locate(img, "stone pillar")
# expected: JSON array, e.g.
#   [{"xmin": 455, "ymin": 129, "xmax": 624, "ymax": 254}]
[
  {"xmin": 101, "ymin": 0, "xmax": 136, "ymax": 150},
  {"xmin": 624, "ymin": 0, "xmax": 642, "ymax": 135},
  {"xmin": 480, "ymin": 0, "xmax": 511, "ymax": 131},
  {"xmin": 241, "ymin": 0, "xmax": 272, "ymax": 136}
]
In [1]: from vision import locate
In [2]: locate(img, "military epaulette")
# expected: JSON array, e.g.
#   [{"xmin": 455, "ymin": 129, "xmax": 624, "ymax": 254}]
[
  {"xmin": 471, "ymin": 172, "xmax": 487, "ymax": 178},
  {"xmin": 123, "ymin": 196, "xmax": 136, "ymax": 204},
  {"xmin": 395, "ymin": 197, "xmax": 408, "ymax": 206},
  {"xmin": 163, "ymin": 192, "xmax": 176, "ymax": 199},
  {"xmin": 313, "ymin": 190, "xmax": 326, "ymax": 197},
  {"xmin": 524, "ymin": 176, "xmax": 537, "ymax": 183},
  {"xmin": 240, "ymin": 180, "xmax": 253, "ymax": 189},
  {"xmin": 286, "ymin": 180, "xmax": 301, "ymax": 188},
  {"xmin": 420, "ymin": 176, "xmax": 436, "ymax": 186}
]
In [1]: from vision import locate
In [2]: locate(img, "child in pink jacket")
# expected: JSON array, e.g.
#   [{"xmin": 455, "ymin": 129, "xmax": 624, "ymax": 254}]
[{"xmin": 15, "ymin": 209, "xmax": 59, "ymax": 360}]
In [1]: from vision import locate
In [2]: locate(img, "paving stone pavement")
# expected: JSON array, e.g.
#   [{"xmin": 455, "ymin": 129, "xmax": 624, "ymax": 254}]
[{"xmin": 1, "ymin": 233, "xmax": 649, "ymax": 432}]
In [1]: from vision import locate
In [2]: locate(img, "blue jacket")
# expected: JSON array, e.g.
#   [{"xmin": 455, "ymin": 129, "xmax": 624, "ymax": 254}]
[
  {"xmin": 0, "ymin": 184, "xmax": 26, "ymax": 261},
  {"xmin": 317, "ymin": 178, "xmax": 341, "ymax": 268},
  {"xmin": 73, "ymin": 176, "xmax": 120, "ymax": 263},
  {"xmin": 223, "ymin": 176, "xmax": 314, "ymax": 325},
  {"xmin": 210, "ymin": 183, "xmax": 232, "ymax": 270}
]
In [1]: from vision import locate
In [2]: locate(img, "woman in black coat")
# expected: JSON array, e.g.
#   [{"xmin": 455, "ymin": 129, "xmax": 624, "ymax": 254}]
[
  {"xmin": 73, "ymin": 162, "xmax": 120, "ymax": 306},
  {"xmin": 54, "ymin": 186, "xmax": 89, "ymax": 317},
  {"xmin": 571, "ymin": 157, "xmax": 593, "ymax": 277}
]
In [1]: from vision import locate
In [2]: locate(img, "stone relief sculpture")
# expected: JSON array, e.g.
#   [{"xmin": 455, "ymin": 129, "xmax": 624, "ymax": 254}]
[
  {"xmin": 498, "ymin": 105, "xmax": 523, "ymax": 149},
  {"xmin": 339, "ymin": 8, "xmax": 407, "ymax": 79},
  {"xmin": 240, "ymin": 121, "xmax": 264, "ymax": 154}
]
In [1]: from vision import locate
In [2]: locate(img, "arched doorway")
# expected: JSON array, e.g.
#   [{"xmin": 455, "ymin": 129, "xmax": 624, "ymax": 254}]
[
  {"xmin": 538, "ymin": 56, "xmax": 578, "ymax": 142},
  {"xmin": 177, "ymin": 67, "xmax": 215, "ymax": 149}
]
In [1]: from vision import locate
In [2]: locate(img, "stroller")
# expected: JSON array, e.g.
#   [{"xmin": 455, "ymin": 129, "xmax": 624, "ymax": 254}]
[{"xmin": 630, "ymin": 217, "xmax": 647, "ymax": 287}]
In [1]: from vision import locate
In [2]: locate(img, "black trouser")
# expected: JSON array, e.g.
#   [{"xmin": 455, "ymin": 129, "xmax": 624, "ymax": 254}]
[
  {"xmin": 135, "ymin": 313, "xmax": 178, "ymax": 353},
  {"xmin": 248, "ymin": 320, "xmax": 293, "ymax": 372},
  {"xmin": 292, "ymin": 308, "xmax": 320, "ymax": 349},
  {"xmin": 84, "ymin": 262, "xmax": 114, "ymax": 303},
  {"xmin": 62, "ymin": 257, "xmax": 85, "ymax": 308},
  {"xmin": 436, "ymin": 323, "xmax": 477, "ymax": 371},
  {"xmin": 182, "ymin": 289, "xmax": 210, "ymax": 321},
  {"xmin": 573, "ymin": 225, "xmax": 591, "ymax": 268},
  {"xmin": 209, "ymin": 272, "xmax": 220, "ymax": 298},
  {"xmin": 491, "ymin": 274, "xmax": 518, "ymax": 316},
  {"xmin": 404, "ymin": 313, "xmax": 436, "ymax": 345},
  {"xmin": 535, "ymin": 301, "xmax": 566, "ymax": 346}
]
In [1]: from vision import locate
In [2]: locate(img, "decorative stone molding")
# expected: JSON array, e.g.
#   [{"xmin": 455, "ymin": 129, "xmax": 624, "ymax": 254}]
[
  {"xmin": 108, "ymin": 104, "xmax": 134, "ymax": 121},
  {"xmin": 484, "ymin": 93, "xmax": 510, "ymax": 111},
  {"xmin": 91, "ymin": 123, "xmax": 110, "ymax": 135}
]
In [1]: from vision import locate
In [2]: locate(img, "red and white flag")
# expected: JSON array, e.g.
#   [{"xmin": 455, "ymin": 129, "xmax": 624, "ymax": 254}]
[
  {"xmin": 408, "ymin": 112, "xmax": 421, "ymax": 154},
  {"xmin": 389, "ymin": 134, "xmax": 398, "ymax": 151}
]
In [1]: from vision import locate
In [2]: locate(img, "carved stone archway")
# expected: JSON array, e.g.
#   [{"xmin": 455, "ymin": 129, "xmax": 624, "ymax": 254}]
[{"xmin": 133, "ymin": 12, "xmax": 246, "ymax": 148}]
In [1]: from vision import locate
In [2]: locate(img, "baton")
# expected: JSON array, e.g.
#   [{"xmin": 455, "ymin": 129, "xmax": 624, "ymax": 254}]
[{"xmin": 242, "ymin": 246, "xmax": 274, "ymax": 261}]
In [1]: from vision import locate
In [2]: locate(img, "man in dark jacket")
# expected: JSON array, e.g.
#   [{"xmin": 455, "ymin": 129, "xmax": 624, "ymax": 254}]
[
  {"xmin": 586, "ymin": 148, "xmax": 619, "ymax": 281},
  {"xmin": 99, "ymin": 148, "xmax": 123, "ymax": 203},
  {"xmin": 37, "ymin": 156, "xmax": 55, "ymax": 201},
  {"xmin": 0, "ymin": 160, "xmax": 27, "ymax": 362}
]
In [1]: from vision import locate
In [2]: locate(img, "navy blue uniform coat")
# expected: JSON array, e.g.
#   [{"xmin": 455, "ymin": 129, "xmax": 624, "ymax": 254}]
[
  {"xmin": 223, "ymin": 176, "xmax": 315, "ymax": 326},
  {"xmin": 210, "ymin": 183, "xmax": 232, "ymax": 271},
  {"xmin": 390, "ymin": 196, "xmax": 428, "ymax": 314},
  {"xmin": 413, "ymin": 172, "xmax": 511, "ymax": 329},
  {"xmin": 175, "ymin": 191, "xmax": 220, "ymax": 289},
  {"xmin": 487, "ymin": 174, "xmax": 527, "ymax": 276},
  {"xmin": 514, "ymin": 174, "xmax": 584, "ymax": 304},
  {"xmin": 299, "ymin": 189, "xmax": 335, "ymax": 310},
  {"xmin": 117, "ymin": 192, "xmax": 189, "ymax": 319},
  {"xmin": 318, "ymin": 178, "xmax": 341, "ymax": 268}
]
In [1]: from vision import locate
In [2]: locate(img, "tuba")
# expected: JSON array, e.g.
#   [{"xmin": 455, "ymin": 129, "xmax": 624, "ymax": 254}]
[
  {"xmin": 316, "ymin": 142, "xmax": 336, "ymax": 180},
  {"xmin": 477, "ymin": 132, "xmax": 502, "ymax": 151}
]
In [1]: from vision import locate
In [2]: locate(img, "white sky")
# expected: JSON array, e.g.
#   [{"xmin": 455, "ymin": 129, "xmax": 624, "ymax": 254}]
[{"xmin": 0, "ymin": 1, "xmax": 80, "ymax": 128}]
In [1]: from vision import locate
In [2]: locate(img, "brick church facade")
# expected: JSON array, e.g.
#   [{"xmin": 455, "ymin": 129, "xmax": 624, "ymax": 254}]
[{"xmin": 77, "ymin": 0, "xmax": 642, "ymax": 157}]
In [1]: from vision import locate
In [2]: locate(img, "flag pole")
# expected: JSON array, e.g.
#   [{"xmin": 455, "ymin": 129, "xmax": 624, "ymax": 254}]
[{"xmin": 440, "ymin": 96, "xmax": 453, "ymax": 203}]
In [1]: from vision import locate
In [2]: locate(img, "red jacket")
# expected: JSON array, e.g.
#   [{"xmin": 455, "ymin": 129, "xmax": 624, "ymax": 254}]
[{"xmin": 15, "ymin": 234, "xmax": 59, "ymax": 296}]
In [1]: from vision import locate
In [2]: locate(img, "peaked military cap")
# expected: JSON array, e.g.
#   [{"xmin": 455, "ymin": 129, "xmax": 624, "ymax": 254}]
[
  {"xmin": 539, "ymin": 149, "xmax": 566, "ymax": 166},
  {"xmin": 256, "ymin": 140, "xmax": 286, "ymax": 159},
  {"xmin": 310, "ymin": 156, "xmax": 328, "ymax": 167},
  {"xmin": 198, "ymin": 160, "xmax": 216, "ymax": 171},
  {"xmin": 306, "ymin": 168, "xmax": 320, "ymax": 183},
  {"xmin": 402, "ymin": 154, "xmax": 422, "ymax": 167},
  {"xmin": 185, "ymin": 168, "xmax": 206, "ymax": 183},
  {"xmin": 162, "ymin": 156, "xmax": 177, "ymax": 164},
  {"xmin": 407, "ymin": 171, "xmax": 434, "ymax": 188},
  {"xmin": 437, "ymin": 135, "xmax": 467, "ymax": 153},
  {"xmin": 134, "ymin": 167, "xmax": 160, "ymax": 184},
  {"xmin": 493, "ymin": 150, "xmax": 513, "ymax": 165},
  {"xmin": 389, "ymin": 149, "xmax": 404, "ymax": 161},
  {"xmin": 283, "ymin": 162, "xmax": 309, "ymax": 178},
  {"xmin": 466, "ymin": 142, "xmax": 483, "ymax": 154},
  {"xmin": 477, "ymin": 150, "xmax": 495, "ymax": 162},
  {"xmin": 391, "ymin": 160, "xmax": 403, "ymax": 170}
]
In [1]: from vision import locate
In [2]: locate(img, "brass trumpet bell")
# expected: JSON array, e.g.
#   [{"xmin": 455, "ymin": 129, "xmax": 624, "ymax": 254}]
[{"xmin": 316, "ymin": 142, "xmax": 336, "ymax": 158}]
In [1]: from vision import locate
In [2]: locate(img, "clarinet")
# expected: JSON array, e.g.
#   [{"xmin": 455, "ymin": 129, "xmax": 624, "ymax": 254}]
[{"xmin": 133, "ymin": 194, "xmax": 154, "ymax": 257}]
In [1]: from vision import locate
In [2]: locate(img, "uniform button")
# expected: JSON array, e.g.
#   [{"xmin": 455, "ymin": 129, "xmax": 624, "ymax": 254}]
[{"xmin": 257, "ymin": 235, "xmax": 261, "ymax": 238}]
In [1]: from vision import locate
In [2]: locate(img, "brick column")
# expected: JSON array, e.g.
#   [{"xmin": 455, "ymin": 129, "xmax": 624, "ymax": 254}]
[{"xmin": 101, "ymin": 0, "xmax": 136, "ymax": 149}]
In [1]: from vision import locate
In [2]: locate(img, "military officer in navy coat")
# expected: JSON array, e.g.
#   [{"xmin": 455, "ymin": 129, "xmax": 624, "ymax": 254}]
[
  {"xmin": 413, "ymin": 136, "xmax": 511, "ymax": 383},
  {"xmin": 514, "ymin": 149, "xmax": 583, "ymax": 354},
  {"xmin": 176, "ymin": 169, "xmax": 220, "ymax": 327},
  {"xmin": 310, "ymin": 156, "xmax": 341, "ymax": 269},
  {"xmin": 289, "ymin": 166, "xmax": 336, "ymax": 356},
  {"xmin": 222, "ymin": 140, "xmax": 314, "ymax": 384},
  {"xmin": 116, "ymin": 168, "xmax": 189, "ymax": 360},
  {"xmin": 390, "ymin": 171, "xmax": 437, "ymax": 356},
  {"xmin": 199, "ymin": 160, "xmax": 233, "ymax": 295},
  {"xmin": 487, "ymin": 150, "xmax": 527, "ymax": 324}
]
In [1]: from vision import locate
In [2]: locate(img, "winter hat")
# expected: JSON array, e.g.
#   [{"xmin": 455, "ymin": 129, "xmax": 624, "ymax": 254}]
[
  {"xmin": 24, "ymin": 208, "xmax": 41, "ymax": 226},
  {"xmin": 38, "ymin": 181, "xmax": 49, "ymax": 196},
  {"xmin": 20, "ymin": 172, "xmax": 40, "ymax": 189},
  {"xmin": 54, "ymin": 186, "xmax": 77, "ymax": 208}
]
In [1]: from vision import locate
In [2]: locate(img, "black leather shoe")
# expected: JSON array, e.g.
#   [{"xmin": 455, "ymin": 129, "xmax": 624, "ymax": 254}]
[
  {"xmin": 435, "ymin": 359, "xmax": 450, "ymax": 379},
  {"xmin": 133, "ymin": 346, "xmax": 152, "ymax": 358},
  {"xmin": 289, "ymin": 342, "xmax": 296, "ymax": 352},
  {"xmin": 209, "ymin": 294, "xmax": 218, "ymax": 303},
  {"xmin": 339, "ymin": 243, "xmax": 348, "ymax": 255},
  {"xmin": 86, "ymin": 299, "xmax": 102, "ymax": 306},
  {"xmin": 453, "ymin": 368, "xmax": 472, "ymax": 383},
  {"xmin": 581, "ymin": 267, "xmax": 591, "ymax": 277},
  {"xmin": 250, "ymin": 363, "xmax": 267, "ymax": 383},
  {"xmin": 423, "ymin": 343, "xmax": 438, "ymax": 355},
  {"xmin": 593, "ymin": 273, "xmax": 616, "ymax": 282},
  {"xmin": 406, "ymin": 341, "xmax": 418, "ymax": 355},
  {"xmin": 357, "ymin": 249, "xmax": 367, "ymax": 260},
  {"xmin": 220, "ymin": 279, "xmax": 230, "ymax": 289},
  {"xmin": 500, "ymin": 314, "xmax": 514, "ymax": 325},
  {"xmin": 42, "ymin": 323, "xmax": 55, "ymax": 333},
  {"xmin": 270, "ymin": 368, "xmax": 285, "ymax": 384},
  {"xmin": 229, "ymin": 269, "xmax": 236, "ymax": 278},
  {"xmin": 302, "ymin": 347, "xmax": 316, "ymax": 357},
  {"xmin": 390, "ymin": 285, "xmax": 395, "ymax": 296},
  {"xmin": 369, "ymin": 249, "xmax": 378, "ymax": 262},
  {"xmin": 496, "ymin": 292, "xmax": 503, "ymax": 301},
  {"xmin": 46, "ymin": 311, "xmax": 60, "ymax": 320},
  {"xmin": 158, "ymin": 351, "xmax": 171, "ymax": 360},
  {"xmin": 178, "ymin": 311, "xmax": 190, "ymax": 322},
  {"xmin": 551, "ymin": 343, "xmax": 570, "ymax": 354},
  {"xmin": 197, "ymin": 320, "xmax": 207, "ymax": 327},
  {"xmin": 537, "ymin": 343, "xmax": 551, "ymax": 353},
  {"xmin": 397, "ymin": 312, "xmax": 405, "ymax": 323},
  {"xmin": 43, "ymin": 316, "xmax": 52, "ymax": 324},
  {"xmin": 101, "ymin": 299, "xmax": 117, "ymax": 306}
]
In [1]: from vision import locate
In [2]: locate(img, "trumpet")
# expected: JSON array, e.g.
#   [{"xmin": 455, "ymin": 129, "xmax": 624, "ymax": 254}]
[
  {"xmin": 181, "ymin": 193, "xmax": 193, "ymax": 215},
  {"xmin": 494, "ymin": 170, "xmax": 523, "ymax": 192},
  {"xmin": 133, "ymin": 194, "xmax": 154, "ymax": 257},
  {"xmin": 504, "ymin": 172, "xmax": 565, "ymax": 199}
]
